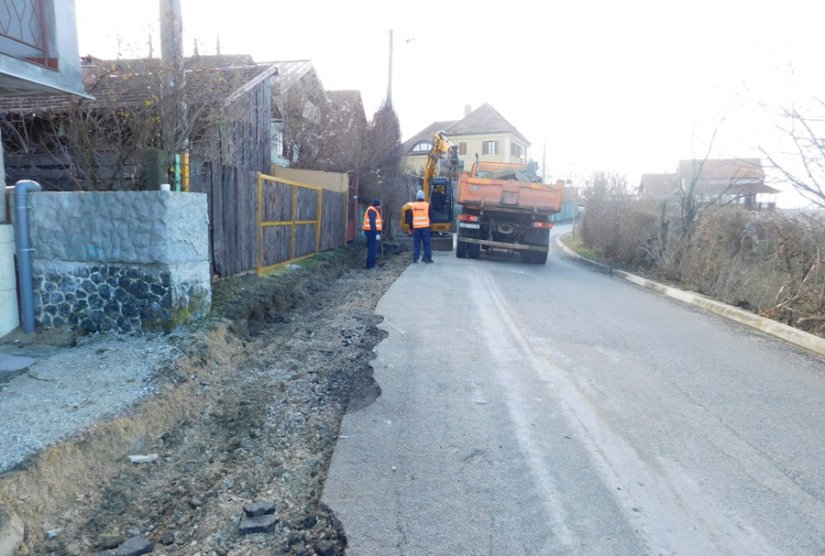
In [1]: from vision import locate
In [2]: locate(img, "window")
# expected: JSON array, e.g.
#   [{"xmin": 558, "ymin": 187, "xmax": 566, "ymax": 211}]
[
  {"xmin": 510, "ymin": 143, "xmax": 523, "ymax": 158},
  {"xmin": 270, "ymin": 120, "xmax": 284, "ymax": 162},
  {"xmin": 459, "ymin": 142, "xmax": 467, "ymax": 155},
  {"xmin": 412, "ymin": 141, "xmax": 432, "ymax": 153},
  {"xmin": 483, "ymin": 140, "xmax": 498, "ymax": 155}
]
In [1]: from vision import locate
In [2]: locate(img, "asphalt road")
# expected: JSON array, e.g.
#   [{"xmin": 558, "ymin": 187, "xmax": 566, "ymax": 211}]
[{"xmin": 322, "ymin": 226, "xmax": 825, "ymax": 555}]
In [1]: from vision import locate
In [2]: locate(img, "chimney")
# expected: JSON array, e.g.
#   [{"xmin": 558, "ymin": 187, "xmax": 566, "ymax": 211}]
[{"xmin": 464, "ymin": 104, "xmax": 471, "ymax": 117}]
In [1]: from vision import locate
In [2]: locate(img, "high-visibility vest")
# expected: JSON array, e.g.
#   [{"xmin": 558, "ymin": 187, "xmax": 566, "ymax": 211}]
[
  {"xmin": 411, "ymin": 201, "xmax": 430, "ymax": 228},
  {"xmin": 362, "ymin": 206, "xmax": 383, "ymax": 231}
]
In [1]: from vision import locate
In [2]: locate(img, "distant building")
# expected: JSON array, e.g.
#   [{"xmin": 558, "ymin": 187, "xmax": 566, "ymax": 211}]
[
  {"xmin": 401, "ymin": 103, "xmax": 530, "ymax": 175},
  {"xmin": 639, "ymin": 158, "xmax": 779, "ymax": 210},
  {"xmin": 638, "ymin": 173, "xmax": 678, "ymax": 200}
]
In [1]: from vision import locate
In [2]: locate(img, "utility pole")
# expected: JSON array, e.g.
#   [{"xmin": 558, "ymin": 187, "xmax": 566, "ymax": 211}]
[
  {"xmin": 159, "ymin": 0, "xmax": 187, "ymax": 153},
  {"xmin": 386, "ymin": 30, "xmax": 393, "ymax": 107},
  {"xmin": 160, "ymin": 0, "xmax": 188, "ymax": 190},
  {"xmin": 542, "ymin": 131, "xmax": 547, "ymax": 183}
]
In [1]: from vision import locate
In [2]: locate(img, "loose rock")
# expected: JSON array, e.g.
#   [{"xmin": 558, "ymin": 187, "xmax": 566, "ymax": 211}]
[
  {"xmin": 239, "ymin": 513, "xmax": 278, "ymax": 535},
  {"xmin": 242, "ymin": 501, "xmax": 276, "ymax": 517}
]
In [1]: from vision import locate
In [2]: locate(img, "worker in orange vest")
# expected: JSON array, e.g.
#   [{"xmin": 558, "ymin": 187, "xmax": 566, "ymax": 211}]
[
  {"xmin": 406, "ymin": 190, "xmax": 433, "ymax": 263},
  {"xmin": 362, "ymin": 199, "xmax": 383, "ymax": 269}
]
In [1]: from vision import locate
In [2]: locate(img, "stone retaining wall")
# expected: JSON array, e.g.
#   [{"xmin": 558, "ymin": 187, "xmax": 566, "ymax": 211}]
[{"xmin": 30, "ymin": 192, "xmax": 211, "ymax": 333}]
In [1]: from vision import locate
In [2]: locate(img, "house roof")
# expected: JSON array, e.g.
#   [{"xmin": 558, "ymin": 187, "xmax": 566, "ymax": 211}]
[
  {"xmin": 327, "ymin": 90, "xmax": 366, "ymax": 121},
  {"xmin": 400, "ymin": 121, "xmax": 458, "ymax": 155},
  {"xmin": 326, "ymin": 90, "xmax": 368, "ymax": 133},
  {"xmin": 264, "ymin": 60, "xmax": 327, "ymax": 121},
  {"xmin": 266, "ymin": 60, "xmax": 318, "ymax": 93},
  {"xmin": 677, "ymin": 158, "xmax": 773, "ymax": 196},
  {"xmin": 327, "ymin": 90, "xmax": 363, "ymax": 108},
  {"xmin": 401, "ymin": 103, "xmax": 529, "ymax": 155},
  {"xmin": 726, "ymin": 182, "xmax": 780, "ymax": 195},
  {"xmin": 639, "ymin": 173, "xmax": 677, "ymax": 198},
  {"xmin": 446, "ymin": 103, "xmax": 529, "ymax": 144},
  {"xmin": 678, "ymin": 158, "xmax": 763, "ymax": 182},
  {"xmin": 0, "ymin": 55, "xmax": 270, "ymax": 114}
]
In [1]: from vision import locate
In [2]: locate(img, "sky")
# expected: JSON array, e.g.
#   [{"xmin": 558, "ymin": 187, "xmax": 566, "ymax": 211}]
[{"xmin": 74, "ymin": 0, "xmax": 825, "ymax": 207}]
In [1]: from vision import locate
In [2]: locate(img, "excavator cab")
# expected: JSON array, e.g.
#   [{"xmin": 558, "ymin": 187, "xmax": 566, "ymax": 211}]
[{"xmin": 427, "ymin": 177, "xmax": 453, "ymax": 224}]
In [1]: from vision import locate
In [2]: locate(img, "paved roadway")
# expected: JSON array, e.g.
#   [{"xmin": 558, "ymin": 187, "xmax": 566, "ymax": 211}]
[{"xmin": 322, "ymin": 225, "xmax": 825, "ymax": 555}]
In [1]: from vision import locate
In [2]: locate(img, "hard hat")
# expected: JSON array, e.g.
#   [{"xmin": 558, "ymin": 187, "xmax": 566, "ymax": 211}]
[{"xmin": 416, "ymin": 190, "xmax": 425, "ymax": 200}]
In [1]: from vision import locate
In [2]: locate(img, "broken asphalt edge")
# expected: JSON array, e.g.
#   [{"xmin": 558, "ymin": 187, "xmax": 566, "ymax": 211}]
[{"xmin": 556, "ymin": 234, "xmax": 825, "ymax": 360}]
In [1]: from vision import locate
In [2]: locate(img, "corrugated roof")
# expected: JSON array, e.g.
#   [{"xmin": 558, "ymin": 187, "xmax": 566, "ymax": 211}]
[
  {"xmin": 266, "ymin": 60, "xmax": 316, "ymax": 93},
  {"xmin": 0, "ymin": 55, "xmax": 268, "ymax": 114}
]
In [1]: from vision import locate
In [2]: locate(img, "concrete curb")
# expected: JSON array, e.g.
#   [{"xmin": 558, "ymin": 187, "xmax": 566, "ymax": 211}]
[{"xmin": 555, "ymin": 235, "xmax": 825, "ymax": 359}]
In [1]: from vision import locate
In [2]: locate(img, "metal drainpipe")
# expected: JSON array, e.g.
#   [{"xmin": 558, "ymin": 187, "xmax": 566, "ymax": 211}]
[{"xmin": 13, "ymin": 179, "xmax": 41, "ymax": 333}]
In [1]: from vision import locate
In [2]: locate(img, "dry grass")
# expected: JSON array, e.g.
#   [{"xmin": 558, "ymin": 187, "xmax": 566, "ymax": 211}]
[{"xmin": 580, "ymin": 192, "xmax": 825, "ymax": 338}]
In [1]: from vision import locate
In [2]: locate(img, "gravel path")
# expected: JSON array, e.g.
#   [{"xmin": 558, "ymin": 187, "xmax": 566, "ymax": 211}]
[{"xmin": 0, "ymin": 333, "xmax": 182, "ymax": 472}]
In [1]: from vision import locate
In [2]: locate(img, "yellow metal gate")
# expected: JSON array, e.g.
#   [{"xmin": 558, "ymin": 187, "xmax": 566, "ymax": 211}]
[{"xmin": 256, "ymin": 172, "xmax": 324, "ymax": 275}]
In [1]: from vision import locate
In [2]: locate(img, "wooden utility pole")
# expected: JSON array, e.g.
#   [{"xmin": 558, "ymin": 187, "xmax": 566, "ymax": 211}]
[
  {"xmin": 542, "ymin": 133, "xmax": 547, "ymax": 183},
  {"xmin": 159, "ymin": 0, "xmax": 187, "ymax": 153},
  {"xmin": 386, "ymin": 30, "xmax": 393, "ymax": 107}
]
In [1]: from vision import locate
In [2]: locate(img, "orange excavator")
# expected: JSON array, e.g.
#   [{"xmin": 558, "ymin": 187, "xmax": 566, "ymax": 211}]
[{"xmin": 401, "ymin": 131, "xmax": 460, "ymax": 250}]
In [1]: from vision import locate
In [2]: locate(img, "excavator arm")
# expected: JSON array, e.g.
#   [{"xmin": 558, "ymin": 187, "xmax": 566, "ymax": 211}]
[{"xmin": 422, "ymin": 131, "xmax": 457, "ymax": 199}]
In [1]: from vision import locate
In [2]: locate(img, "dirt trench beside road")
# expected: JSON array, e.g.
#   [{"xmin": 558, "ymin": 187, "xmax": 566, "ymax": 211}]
[{"xmin": 0, "ymin": 247, "xmax": 407, "ymax": 556}]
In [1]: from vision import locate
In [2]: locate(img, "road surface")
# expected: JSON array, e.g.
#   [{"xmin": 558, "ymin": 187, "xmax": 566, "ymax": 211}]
[{"xmin": 323, "ymin": 227, "xmax": 825, "ymax": 555}]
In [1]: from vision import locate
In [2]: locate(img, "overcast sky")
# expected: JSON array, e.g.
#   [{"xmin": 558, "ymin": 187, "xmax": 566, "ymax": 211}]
[{"xmin": 75, "ymin": 0, "xmax": 824, "ymax": 207}]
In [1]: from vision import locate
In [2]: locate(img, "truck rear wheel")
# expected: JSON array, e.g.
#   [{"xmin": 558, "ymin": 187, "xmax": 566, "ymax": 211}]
[
  {"xmin": 468, "ymin": 243, "xmax": 481, "ymax": 259},
  {"xmin": 456, "ymin": 241, "xmax": 468, "ymax": 258}
]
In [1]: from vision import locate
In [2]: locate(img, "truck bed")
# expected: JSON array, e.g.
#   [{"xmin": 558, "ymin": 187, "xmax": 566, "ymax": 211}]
[{"xmin": 457, "ymin": 174, "xmax": 564, "ymax": 213}]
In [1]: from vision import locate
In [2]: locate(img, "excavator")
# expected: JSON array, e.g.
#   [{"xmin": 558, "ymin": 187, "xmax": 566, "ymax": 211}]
[{"xmin": 401, "ymin": 131, "xmax": 460, "ymax": 250}]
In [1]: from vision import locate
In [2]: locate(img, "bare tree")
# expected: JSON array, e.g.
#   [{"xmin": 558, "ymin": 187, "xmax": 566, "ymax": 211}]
[
  {"xmin": 280, "ymin": 90, "xmax": 326, "ymax": 169},
  {"xmin": 760, "ymin": 99, "xmax": 825, "ymax": 208},
  {"xmin": 678, "ymin": 127, "xmax": 717, "ymax": 237},
  {"xmin": 579, "ymin": 170, "xmax": 662, "ymax": 266},
  {"xmin": 0, "ymin": 57, "xmax": 257, "ymax": 190},
  {"xmin": 361, "ymin": 102, "xmax": 403, "ymax": 233}
]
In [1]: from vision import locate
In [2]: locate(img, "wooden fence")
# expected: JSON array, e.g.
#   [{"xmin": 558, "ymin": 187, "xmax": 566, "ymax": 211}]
[
  {"xmin": 256, "ymin": 172, "xmax": 346, "ymax": 274},
  {"xmin": 189, "ymin": 163, "xmax": 346, "ymax": 277}
]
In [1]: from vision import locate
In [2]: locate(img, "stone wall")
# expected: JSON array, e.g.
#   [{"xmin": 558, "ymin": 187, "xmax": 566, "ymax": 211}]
[{"xmin": 29, "ymin": 192, "xmax": 211, "ymax": 333}]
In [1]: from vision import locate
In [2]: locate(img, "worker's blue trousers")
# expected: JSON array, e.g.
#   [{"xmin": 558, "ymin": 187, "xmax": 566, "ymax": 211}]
[
  {"xmin": 412, "ymin": 228, "xmax": 432, "ymax": 262},
  {"xmin": 365, "ymin": 231, "xmax": 378, "ymax": 268}
]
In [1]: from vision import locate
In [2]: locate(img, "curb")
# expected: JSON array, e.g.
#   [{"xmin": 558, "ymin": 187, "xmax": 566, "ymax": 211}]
[{"xmin": 555, "ymin": 235, "xmax": 825, "ymax": 359}]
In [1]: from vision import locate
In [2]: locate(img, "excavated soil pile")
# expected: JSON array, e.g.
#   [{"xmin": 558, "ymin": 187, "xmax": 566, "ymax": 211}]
[{"xmin": 0, "ymin": 245, "xmax": 407, "ymax": 556}]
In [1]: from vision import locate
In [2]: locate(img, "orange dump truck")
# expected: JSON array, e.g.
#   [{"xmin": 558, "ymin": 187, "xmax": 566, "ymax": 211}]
[{"xmin": 456, "ymin": 161, "xmax": 564, "ymax": 264}]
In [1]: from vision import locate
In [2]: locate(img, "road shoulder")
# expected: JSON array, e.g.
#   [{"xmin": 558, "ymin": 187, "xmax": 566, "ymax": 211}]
[{"xmin": 555, "ymin": 234, "xmax": 825, "ymax": 359}]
